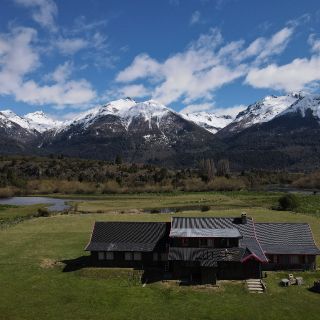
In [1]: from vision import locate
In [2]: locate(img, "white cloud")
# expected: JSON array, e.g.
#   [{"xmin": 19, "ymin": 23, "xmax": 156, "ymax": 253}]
[
  {"xmin": 308, "ymin": 34, "xmax": 320, "ymax": 53},
  {"xmin": 215, "ymin": 105, "xmax": 246, "ymax": 117},
  {"xmin": 236, "ymin": 27, "xmax": 294, "ymax": 64},
  {"xmin": 115, "ymin": 27, "xmax": 292, "ymax": 105},
  {"xmin": 180, "ymin": 103, "xmax": 213, "ymax": 113},
  {"xmin": 56, "ymin": 37, "xmax": 88, "ymax": 55},
  {"xmin": 44, "ymin": 61, "xmax": 73, "ymax": 83},
  {"xmin": 117, "ymin": 84, "xmax": 150, "ymax": 98},
  {"xmin": 116, "ymin": 54, "xmax": 161, "ymax": 82},
  {"xmin": 190, "ymin": 11, "xmax": 201, "ymax": 25},
  {"xmin": 0, "ymin": 27, "xmax": 96, "ymax": 107},
  {"xmin": 14, "ymin": 0, "xmax": 58, "ymax": 31},
  {"xmin": 245, "ymin": 56, "xmax": 320, "ymax": 92}
]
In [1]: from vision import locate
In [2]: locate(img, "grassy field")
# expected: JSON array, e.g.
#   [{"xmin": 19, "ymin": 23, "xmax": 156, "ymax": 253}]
[
  {"xmin": 0, "ymin": 204, "xmax": 44, "ymax": 227},
  {"xmin": 0, "ymin": 192, "xmax": 320, "ymax": 320}
]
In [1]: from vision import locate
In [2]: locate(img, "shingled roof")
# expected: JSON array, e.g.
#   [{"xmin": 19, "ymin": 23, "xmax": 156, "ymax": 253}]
[
  {"xmin": 170, "ymin": 217, "xmax": 268, "ymax": 263},
  {"xmin": 85, "ymin": 222, "xmax": 168, "ymax": 252},
  {"xmin": 255, "ymin": 223, "xmax": 320, "ymax": 255},
  {"xmin": 168, "ymin": 247, "xmax": 246, "ymax": 262}
]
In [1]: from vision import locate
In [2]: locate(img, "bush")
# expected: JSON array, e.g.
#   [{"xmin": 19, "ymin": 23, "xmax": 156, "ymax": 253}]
[
  {"xmin": 278, "ymin": 193, "xmax": 300, "ymax": 211},
  {"xmin": 201, "ymin": 205, "xmax": 210, "ymax": 212},
  {"xmin": 37, "ymin": 208, "xmax": 50, "ymax": 217},
  {"xmin": 0, "ymin": 187, "xmax": 15, "ymax": 198}
]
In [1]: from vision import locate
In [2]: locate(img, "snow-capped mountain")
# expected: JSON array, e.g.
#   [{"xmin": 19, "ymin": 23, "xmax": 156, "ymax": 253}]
[
  {"xmin": 181, "ymin": 111, "xmax": 233, "ymax": 134},
  {"xmin": 39, "ymin": 98, "xmax": 216, "ymax": 166},
  {"xmin": 279, "ymin": 94, "xmax": 320, "ymax": 119},
  {"xmin": 69, "ymin": 98, "xmax": 173, "ymax": 131},
  {"xmin": 222, "ymin": 93, "xmax": 303, "ymax": 133},
  {"xmin": 1, "ymin": 93, "xmax": 320, "ymax": 169},
  {"xmin": 24, "ymin": 111, "xmax": 63, "ymax": 133},
  {"xmin": 0, "ymin": 109, "xmax": 63, "ymax": 133}
]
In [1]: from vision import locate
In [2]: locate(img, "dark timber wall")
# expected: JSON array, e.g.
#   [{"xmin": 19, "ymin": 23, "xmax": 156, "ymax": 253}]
[{"xmin": 90, "ymin": 251, "xmax": 167, "ymax": 269}]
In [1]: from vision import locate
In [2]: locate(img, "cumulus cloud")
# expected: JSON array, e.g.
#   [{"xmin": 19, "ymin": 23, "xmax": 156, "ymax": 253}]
[
  {"xmin": 14, "ymin": 0, "xmax": 58, "ymax": 31},
  {"xmin": 245, "ymin": 57, "xmax": 320, "ymax": 92},
  {"xmin": 0, "ymin": 27, "xmax": 96, "ymax": 106},
  {"xmin": 116, "ymin": 54, "xmax": 161, "ymax": 82},
  {"xmin": 115, "ymin": 27, "xmax": 293, "ymax": 106}
]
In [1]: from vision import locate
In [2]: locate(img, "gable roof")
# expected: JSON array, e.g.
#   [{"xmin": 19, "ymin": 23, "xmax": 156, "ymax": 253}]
[
  {"xmin": 170, "ymin": 217, "xmax": 268, "ymax": 263},
  {"xmin": 85, "ymin": 222, "xmax": 168, "ymax": 252},
  {"xmin": 255, "ymin": 223, "xmax": 320, "ymax": 255}
]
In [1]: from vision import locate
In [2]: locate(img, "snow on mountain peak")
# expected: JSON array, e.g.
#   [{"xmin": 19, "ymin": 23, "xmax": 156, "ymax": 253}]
[
  {"xmin": 181, "ymin": 111, "xmax": 233, "ymax": 134},
  {"xmin": 0, "ymin": 109, "xmax": 32, "ymax": 130},
  {"xmin": 231, "ymin": 94, "xmax": 300, "ymax": 130},
  {"xmin": 279, "ymin": 94, "xmax": 320, "ymax": 119},
  {"xmin": 0, "ymin": 109, "xmax": 63, "ymax": 133},
  {"xmin": 71, "ymin": 98, "xmax": 172, "ymax": 130},
  {"xmin": 24, "ymin": 111, "xmax": 63, "ymax": 133}
]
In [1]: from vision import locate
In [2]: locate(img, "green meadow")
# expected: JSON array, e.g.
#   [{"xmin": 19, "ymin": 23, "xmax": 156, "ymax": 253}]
[{"xmin": 0, "ymin": 191, "xmax": 320, "ymax": 320}]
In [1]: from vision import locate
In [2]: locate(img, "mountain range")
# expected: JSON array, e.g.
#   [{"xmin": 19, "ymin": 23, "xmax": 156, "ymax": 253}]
[{"xmin": 1, "ymin": 92, "xmax": 320, "ymax": 170}]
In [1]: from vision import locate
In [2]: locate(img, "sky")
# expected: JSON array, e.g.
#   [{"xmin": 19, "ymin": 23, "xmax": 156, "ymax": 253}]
[{"xmin": 1, "ymin": 0, "xmax": 320, "ymax": 119}]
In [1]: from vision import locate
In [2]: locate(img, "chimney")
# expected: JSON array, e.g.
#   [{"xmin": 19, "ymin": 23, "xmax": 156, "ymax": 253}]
[{"xmin": 241, "ymin": 213, "xmax": 247, "ymax": 224}]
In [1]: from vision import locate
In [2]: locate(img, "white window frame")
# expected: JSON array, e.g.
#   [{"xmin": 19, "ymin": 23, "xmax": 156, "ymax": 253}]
[
  {"xmin": 133, "ymin": 252, "xmax": 142, "ymax": 261},
  {"xmin": 124, "ymin": 252, "xmax": 133, "ymax": 261},
  {"xmin": 106, "ymin": 252, "xmax": 114, "ymax": 260},
  {"xmin": 98, "ymin": 252, "xmax": 105, "ymax": 260}
]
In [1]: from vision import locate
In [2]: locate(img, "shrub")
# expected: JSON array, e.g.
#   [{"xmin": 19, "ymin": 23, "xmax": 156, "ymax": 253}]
[
  {"xmin": 0, "ymin": 187, "xmax": 15, "ymax": 198},
  {"xmin": 278, "ymin": 193, "xmax": 300, "ymax": 211},
  {"xmin": 37, "ymin": 208, "xmax": 50, "ymax": 217},
  {"xmin": 207, "ymin": 177, "xmax": 245, "ymax": 191},
  {"xmin": 201, "ymin": 205, "xmax": 210, "ymax": 212}
]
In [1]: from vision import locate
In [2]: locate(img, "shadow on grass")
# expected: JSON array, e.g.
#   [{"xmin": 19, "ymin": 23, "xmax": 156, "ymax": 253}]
[
  {"xmin": 61, "ymin": 256, "xmax": 169, "ymax": 285},
  {"xmin": 61, "ymin": 256, "xmax": 93, "ymax": 272}
]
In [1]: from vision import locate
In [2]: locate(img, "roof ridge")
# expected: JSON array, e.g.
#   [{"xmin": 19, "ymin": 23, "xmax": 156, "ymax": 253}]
[
  {"xmin": 251, "ymin": 217, "xmax": 269, "ymax": 263},
  {"xmin": 255, "ymin": 222, "xmax": 309, "ymax": 225},
  {"xmin": 173, "ymin": 216, "xmax": 253, "ymax": 219},
  {"xmin": 307, "ymin": 223, "xmax": 320, "ymax": 248}
]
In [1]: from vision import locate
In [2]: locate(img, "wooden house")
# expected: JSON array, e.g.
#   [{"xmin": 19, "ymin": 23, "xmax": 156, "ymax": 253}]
[{"xmin": 85, "ymin": 214, "xmax": 320, "ymax": 284}]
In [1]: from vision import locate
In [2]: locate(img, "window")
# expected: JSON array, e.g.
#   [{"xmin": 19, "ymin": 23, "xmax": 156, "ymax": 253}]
[
  {"xmin": 153, "ymin": 252, "xmax": 158, "ymax": 261},
  {"xmin": 124, "ymin": 252, "xmax": 133, "ymax": 261},
  {"xmin": 98, "ymin": 252, "xmax": 105, "ymax": 260},
  {"xmin": 106, "ymin": 252, "xmax": 114, "ymax": 260},
  {"xmin": 133, "ymin": 252, "xmax": 142, "ymax": 261}
]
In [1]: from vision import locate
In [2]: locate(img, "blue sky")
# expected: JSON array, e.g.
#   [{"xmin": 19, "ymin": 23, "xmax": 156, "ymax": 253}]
[{"xmin": 1, "ymin": 0, "xmax": 320, "ymax": 118}]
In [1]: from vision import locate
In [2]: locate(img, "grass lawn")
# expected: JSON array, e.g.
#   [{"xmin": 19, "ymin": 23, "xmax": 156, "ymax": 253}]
[
  {"xmin": 0, "ymin": 192, "xmax": 320, "ymax": 319},
  {"xmin": 0, "ymin": 204, "xmax": 44, "ymax": 226}
]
